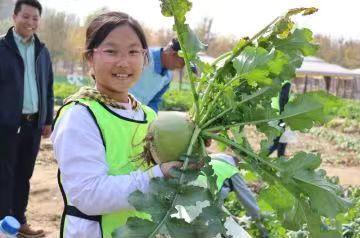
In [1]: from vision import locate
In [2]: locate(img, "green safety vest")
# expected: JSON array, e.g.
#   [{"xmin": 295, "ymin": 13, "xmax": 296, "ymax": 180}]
[
  {"xmin": 197, "ymin": 159, "xmax": 239, "ymax": 192},
  {"xmin": 55, "ymin": 99, "xmax": 156, "ymax": 238}
]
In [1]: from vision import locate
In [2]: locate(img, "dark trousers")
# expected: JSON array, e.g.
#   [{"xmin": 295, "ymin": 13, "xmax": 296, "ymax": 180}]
[
  {"xmin": 268, "ymin": 136, "xmax": 287, "ymax": 157},
  {"xmin": 0, "ymin": 119, "xmax": 41, "ymax": 224}
]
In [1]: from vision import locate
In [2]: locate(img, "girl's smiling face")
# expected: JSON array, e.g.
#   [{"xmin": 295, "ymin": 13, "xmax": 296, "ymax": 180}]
[{"xmin": 88, "ymin": 24, "xmax": 146, "ymax": 101}]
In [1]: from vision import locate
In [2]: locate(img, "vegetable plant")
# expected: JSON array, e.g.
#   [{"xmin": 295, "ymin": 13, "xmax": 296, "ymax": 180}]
[{"xmin": 114, "ymin": 1, "xmax": 352, "ymax": 237}]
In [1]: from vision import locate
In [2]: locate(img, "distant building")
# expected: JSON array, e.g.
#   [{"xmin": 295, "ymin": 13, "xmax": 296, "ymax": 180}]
[{"xmin": 295, "ymin": 57, "xmax": 360, "ymax": 99}]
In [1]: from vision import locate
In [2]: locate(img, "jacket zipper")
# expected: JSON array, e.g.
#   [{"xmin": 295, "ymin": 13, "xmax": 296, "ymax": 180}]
[{"xmin": 35, "ymin": 48, "xmax": 44, "ymax": 127}]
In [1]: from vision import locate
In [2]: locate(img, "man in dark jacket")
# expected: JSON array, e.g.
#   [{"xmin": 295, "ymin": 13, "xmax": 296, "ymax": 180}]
[{"xmin": 0, "ymin": 0, "xmax": 53, "ymax": 237}]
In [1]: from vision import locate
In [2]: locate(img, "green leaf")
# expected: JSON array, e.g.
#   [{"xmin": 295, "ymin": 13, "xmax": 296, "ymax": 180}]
[
  {"xmin": 232, "ymin": 38, "xmax": 249, "ymax": 56},
  {"xmin": 285, "ymin": 7, "xmax": 318, "ymax": 17},
  {"xmin": 116, "ymin": 177, "xmax": 216, "ymax": 237},
  {"xmin": 129, "ymin": 179, "xmax": 176, "ymax": 223},
  {"xmin": 178, "ymin": 25, "xmax": 206, "ymax": 58},
  {"xmin": 275, "ymin": 152, "xmax": 352, "ymax": 218},
  {"xmin": 168, "ymin": 167, "xmax": 200, "ymax": 183},
  {"xmin": 167, "ymin": 205, "xmax": 228, "ymax": 238},
  {"xmin": 117, "ymin": 205, "xmax": 228, "ymax": 238},
  {"xmin": 280, "ymin": 93, "xmax": 326, "ymax": 131},
  {"xmin": 282, "ymin": 199, "xmax": 342, "ymax": 238},
  {"xmin": 282, "ymin": 200, "xmax": 307, "ymax": 230},
  {"xmin": 274, "ymin": 28, "xmax": 318, "ymax": 57},
  {"xmin": 166, "ymin": 217, "xmax": 206, "ymax": 238},
  {"xmin": 303, "ymin": 91, "xmax": 344, "ymax": 120},
  {"xmin": 273, "ymin": 19, "xmax": 295, "ymax": 39},
  {"xmin": 233, "ymin": 46, "xmax": 275, "ymax": 87},
  {"xmin": 276, "ymin": 152, "xmax": 322, "ymax": 180},
  {"xmin": 176, "ymin": 185, "xmax": 212, "ymax": 207},
  {"xmin": 273, "ymin": 8, "xmax": 317, "ymax": 40},
  {"xmin": 113, "ymin": 217, "xmax": 158, "ymax": 238},
  {"xmin": 268, "ymin": 28, "xmax": 318, "ymax": 82},
  {"xmin": 259, "ymin": 183, "xmax": 295, "ymax": 214},
  {"xmin": 159, "ymin": 0, "xmax": 192, "ymax": 23},
  {"xmin": 160, "ymin": 0, "xmax": 205, "ymax": 59},
  {"xmin": 294, "ymin": 171, "xmax": 352, "ymax": 218},
  {"xmin": 200, "ymin": 156, "xmax": 219, "ymax": 196},
  {"xmin": 190, "ymin": 205, "xmax": 228, "ymax": 237},
  {"xmin": 268, "ymin": 50, "xmax": 289, "ymax": 75}
]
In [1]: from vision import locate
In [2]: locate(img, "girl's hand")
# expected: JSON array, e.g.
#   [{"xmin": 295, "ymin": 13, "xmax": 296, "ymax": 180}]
[
  {"xmin": 159, "ymin": 160, "xmax": 204, "ymax": 178},
  {"xmin": 160, "ymin": 161, "xmax": 182, "ymax": 178}
]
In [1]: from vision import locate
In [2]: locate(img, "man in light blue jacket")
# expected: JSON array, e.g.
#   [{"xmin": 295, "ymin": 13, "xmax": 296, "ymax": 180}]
[{"xmin": 130, "ymin": 38, "xmax": 185, "ymax": 112}]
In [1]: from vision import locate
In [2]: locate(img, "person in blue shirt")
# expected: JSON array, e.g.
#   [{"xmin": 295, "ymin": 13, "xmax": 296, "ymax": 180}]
[{"xmin": 129, "ymin": 38, "xmax": 185, "ymax": 112}]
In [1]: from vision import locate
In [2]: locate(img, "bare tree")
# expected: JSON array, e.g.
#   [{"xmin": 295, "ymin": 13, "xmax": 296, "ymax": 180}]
[
  {"xmin": 0, "ymin": 18, "xmax": 12, "ymax": 34},
  {"xmin": 84, "ymin": 7, "xmax": 109, "ymax": 27},
  {"xmin": 195, "ymin": 17, "xmax": 213, "ymax": 45},
  {"xmin": 155, "ymin": 28, "xmax": 175, "ymax": 47},
  {"xmin": 315, "ymin": 35, "xmax": 360, "ymax": 69},
  {"xmin": 0, "ymin": 0, "xmax": 13, "ymax": 20},
  {"xmin": 38, "ymin": 9, "xmax": 81, "ymax": 73}
]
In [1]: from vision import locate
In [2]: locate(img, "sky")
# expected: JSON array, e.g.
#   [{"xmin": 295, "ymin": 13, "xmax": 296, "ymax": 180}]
[{"xmin": 41, "ymin": 0, "xmax": 359, "ymax": 41}]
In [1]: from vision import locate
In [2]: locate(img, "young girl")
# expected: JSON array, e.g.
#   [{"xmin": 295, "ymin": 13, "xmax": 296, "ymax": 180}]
[{"xmin": 51, "ymin": 12, "xmax": 181, "ymax": 238}]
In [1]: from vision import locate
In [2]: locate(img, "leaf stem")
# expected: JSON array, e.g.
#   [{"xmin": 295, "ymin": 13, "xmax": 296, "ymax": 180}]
[
  {"xmin": 200, "ymin": 87, "xmax": 271, "ymax": 129},
  {"xmin": 202, "ymin": 132, "xmax": 280, "ymax": 171},
  {"xmin": 199, "ymin": 76, "xmax": 244, "ymax": 125},
  {"xmin": 211, "ymin": 52, "xmax": 232, "ymax": 67},
  {"xmin": 199, "ymin": 16, "xmax": 280, "ymax": 115},
  {"xmin": 204, "ymin": 101, "xmax": 322, "ymax": 132},
  {"xmin": 201, "ymin": 107, "xmax": 234, "ymax": 130},
  {"xmin": 171, "ymin": 21, "xmax": 200, "ymax": 122},
  {"xmin": 148, "ymin": 126, "xmax": 201, "ymax": 238}
]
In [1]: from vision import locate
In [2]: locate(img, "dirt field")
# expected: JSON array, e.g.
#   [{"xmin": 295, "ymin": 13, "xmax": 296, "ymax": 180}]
[{"xmin": 27, "ymin": 126, "xmax": 360, "ymax": 237}]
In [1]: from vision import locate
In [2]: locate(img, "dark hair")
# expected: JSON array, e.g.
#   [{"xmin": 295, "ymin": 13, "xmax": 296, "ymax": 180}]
[
  {"xmin": 14, "ymin": 0, "xmax": 42, "ymax": 16},
  {"xmin": 84, "ymin": 11, "xmax": 149, "ymax": 62},
  {"xmin": 170, "ymin": 38, "xmax": 181, "ymax": 52}
]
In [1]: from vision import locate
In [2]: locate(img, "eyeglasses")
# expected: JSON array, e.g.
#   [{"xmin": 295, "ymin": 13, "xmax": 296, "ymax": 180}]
[{"xmin": 93, "ymin": 47, "xmax": 147, "ymax": 63}]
